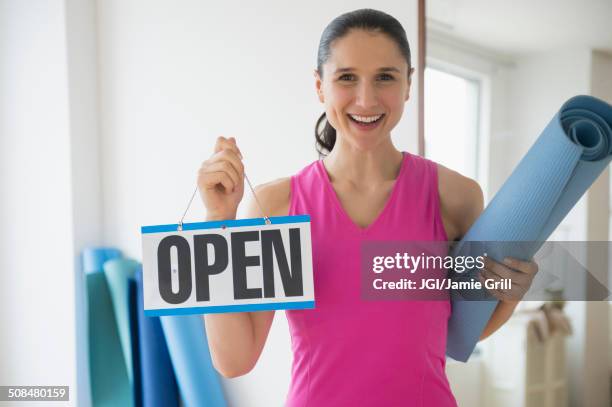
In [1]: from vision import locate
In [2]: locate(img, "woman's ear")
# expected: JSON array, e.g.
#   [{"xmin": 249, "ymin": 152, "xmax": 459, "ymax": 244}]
[
  {"xmin": 314, "ymin": 69, "xmax": 324, "ymax": 103},
  {"xmin": 404, "ymin": 67, "xmax": 415, "ymax": 101}
]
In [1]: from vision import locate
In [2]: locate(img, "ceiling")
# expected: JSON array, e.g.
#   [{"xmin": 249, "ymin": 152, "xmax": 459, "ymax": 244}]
[{"xmin": 426, "ymin": 0, "xmax": 612, "ymax": 56}]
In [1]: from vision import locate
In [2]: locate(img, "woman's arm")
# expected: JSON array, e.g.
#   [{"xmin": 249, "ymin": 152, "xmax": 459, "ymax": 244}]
[
  {"xmin": 204, "ymin": 177, "xmax": 291, "ymax": 378},
  {"xmin": 477, "ymin": 255, "xmax": 538, "ymax": 339},
  {"xmin": 438, "ymin": 165, "xmax": 483, "ymax": 243}
]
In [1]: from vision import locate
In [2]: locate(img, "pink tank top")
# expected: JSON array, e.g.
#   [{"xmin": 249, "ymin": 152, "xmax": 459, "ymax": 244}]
[{"xmin": 285, "ymin": 151, "xmax": 457, "ymax": 406}]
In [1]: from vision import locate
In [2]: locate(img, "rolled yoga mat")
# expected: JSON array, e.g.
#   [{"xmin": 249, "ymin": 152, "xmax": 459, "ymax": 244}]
[
  {"xmin": 129, "ymin": 275, "xmax": 143, "ymax": 407},
  {"xmin": 446, "ymin": 94, "xmax": 612, "ymax": 362},
  {"xmin": 134, "ymin": 267, "xmax": 180, "ymax": 407},
  {"xmin": 83, "ymin": 247, "xmax": 134, "ymax": 407},
  {"xmin": 160, "ymin": 315, "xmax": 227, "ymax": 407},
  {"xmin": 103, "ymin": 258, "xmax": 140, "ymax": 383}
]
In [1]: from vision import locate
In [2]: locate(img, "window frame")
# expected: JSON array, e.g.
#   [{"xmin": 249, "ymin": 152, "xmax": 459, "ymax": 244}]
[{"xmin": 424, "ymin": 57, "xmax": 491, "ymax": 202}]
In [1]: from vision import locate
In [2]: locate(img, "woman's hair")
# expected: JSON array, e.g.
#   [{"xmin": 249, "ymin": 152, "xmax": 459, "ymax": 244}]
[{"xmin": 314, "ymin": 8, "xmax": 412, "ymax": 156}]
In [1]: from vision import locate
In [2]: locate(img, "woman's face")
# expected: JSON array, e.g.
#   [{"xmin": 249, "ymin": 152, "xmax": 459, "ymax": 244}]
[{"xmin": 316, "ymin": 29, "xmax": 414, "ymax": 151}]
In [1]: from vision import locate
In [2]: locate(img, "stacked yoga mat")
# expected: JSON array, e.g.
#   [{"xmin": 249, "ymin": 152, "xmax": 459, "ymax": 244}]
[
  {"xmin": 82, "ymin": 247, "xmax": 226, "ymax": 406},
  {"xmin": 446, "ymin": 95, "xmax": 612, "ymax": 362}
]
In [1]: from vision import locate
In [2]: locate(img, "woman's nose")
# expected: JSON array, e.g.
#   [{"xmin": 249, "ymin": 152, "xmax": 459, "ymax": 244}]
[{"xmin": 355, "ymin": 83, "xmax": 378, "ymax": 109}]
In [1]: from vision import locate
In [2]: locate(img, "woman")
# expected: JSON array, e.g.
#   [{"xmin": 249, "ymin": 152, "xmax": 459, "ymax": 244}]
[{"xmin": 198, "ymin": 9, "xmax": 538, "ymax": 406}]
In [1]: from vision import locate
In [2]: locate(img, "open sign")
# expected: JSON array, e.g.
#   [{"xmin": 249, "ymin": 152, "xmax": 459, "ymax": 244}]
[{"xmin": 141, "ymin": 216, "xmax": 314, "ymax": 316}]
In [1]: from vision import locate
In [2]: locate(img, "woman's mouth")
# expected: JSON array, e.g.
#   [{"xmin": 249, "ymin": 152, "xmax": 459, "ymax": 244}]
[{"xmin": 347, "ymin": 113, "xmax": 385, "ymax": 130}]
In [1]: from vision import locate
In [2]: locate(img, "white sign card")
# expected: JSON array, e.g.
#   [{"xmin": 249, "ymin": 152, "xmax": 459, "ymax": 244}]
[{"xmin": 141, "ymin": 215, "xmax": 314, "ymax": 316}]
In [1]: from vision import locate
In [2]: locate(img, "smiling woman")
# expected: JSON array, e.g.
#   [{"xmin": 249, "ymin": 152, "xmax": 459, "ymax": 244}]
[{"xmin": 199, "ymin": 7, "xmax": 536, "ymax": 407}]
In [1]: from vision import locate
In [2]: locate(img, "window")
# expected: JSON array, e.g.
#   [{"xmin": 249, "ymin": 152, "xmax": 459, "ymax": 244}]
[{"xmin": 425, "ymin": 67, "xmax": 482, "ymax": 182}]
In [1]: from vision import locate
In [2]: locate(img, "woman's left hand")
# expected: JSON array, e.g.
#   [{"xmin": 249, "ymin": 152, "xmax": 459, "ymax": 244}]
[{"xmin": 478, "ymin": 256, "xmax": 539, "ymax": 303}]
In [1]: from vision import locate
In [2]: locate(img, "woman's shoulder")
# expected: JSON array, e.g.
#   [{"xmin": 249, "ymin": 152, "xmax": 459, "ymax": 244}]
[
  {"xmin": 244, "ymin": 158, "xmax": 321, "ymax": 218},
  {"xmin": 436, "ymin": 163, "xmax": 482, "ymax": 198},
  {"xmin": 435, "ymin": 162, "xmax": 484, "ymax": 240},
  {"xmin": 248, "ymin": 177, "xmax": 292, "ymax": 218}
]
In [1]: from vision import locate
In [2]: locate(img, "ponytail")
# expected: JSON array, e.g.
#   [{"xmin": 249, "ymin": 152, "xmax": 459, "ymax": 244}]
[{"xmin": 314, "ymin": 112, "xmax": 336, "ymax": 156}]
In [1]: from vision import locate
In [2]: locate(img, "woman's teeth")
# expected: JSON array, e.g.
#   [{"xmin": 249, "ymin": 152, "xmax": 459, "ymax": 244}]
[{"xmin": 349, "ymin": 114, "xmax": 383, "ymax": 123}]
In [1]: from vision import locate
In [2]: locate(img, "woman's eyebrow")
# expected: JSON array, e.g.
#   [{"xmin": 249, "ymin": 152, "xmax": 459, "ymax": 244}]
[
  {"xmin": 334, "ymin": 66, "xmax": 401, "ymax": 74},
  {"xmin": 378, "ymin": 67, "xmax": 400, "ymax": 73}
]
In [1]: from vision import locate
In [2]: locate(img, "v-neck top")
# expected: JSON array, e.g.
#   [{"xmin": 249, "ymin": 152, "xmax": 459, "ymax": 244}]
[
  {"xmin": 316, "ymin": 152, "xmax": 409, "ymax": 235},
  {"xmin": 284, "ymin": 151, "xmax": 456, "ymax": 407}
]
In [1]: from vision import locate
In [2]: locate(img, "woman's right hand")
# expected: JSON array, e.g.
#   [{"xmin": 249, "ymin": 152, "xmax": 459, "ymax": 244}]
[{"xmin": 197, "ymin": 136, "xmax": 245, "ymax": 220}]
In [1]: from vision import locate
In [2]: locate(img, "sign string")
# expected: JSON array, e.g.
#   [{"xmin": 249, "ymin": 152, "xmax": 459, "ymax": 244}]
[{"xmin": 178, "ymin": 173, "xmax": 272, "ymax": 231}]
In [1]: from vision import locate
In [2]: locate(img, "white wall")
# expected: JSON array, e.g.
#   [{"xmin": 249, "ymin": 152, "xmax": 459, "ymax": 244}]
[
  {"xmin": 1, "ymin": 1, "xmax": 102, "ymax": 405},
  {"xmin": 591, "ymin": 50, "xmax": 612, "ymax": 375},
  {"xmin": 586, "ymin": 49, "xmax": 612, "ymax": 407},
  {"xmin": 95, "ymin": 1, "xmax": 419, "ymax": 406},
  {"xmin": 0, "ymin": 0, "xmax": 76, "ymax": 403},
  {"xmin": 64, "ymin": 0, "xmax": 103, "ymax": 404}
]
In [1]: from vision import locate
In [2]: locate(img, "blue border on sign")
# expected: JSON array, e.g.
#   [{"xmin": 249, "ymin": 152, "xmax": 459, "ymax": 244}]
[
  {"xmin": 141, "ymin": 214, "xmax": 311, "ymax": 234},
  {"xmin": 143, "ymin": 300, "xmax": 315, "ymax": 316}
]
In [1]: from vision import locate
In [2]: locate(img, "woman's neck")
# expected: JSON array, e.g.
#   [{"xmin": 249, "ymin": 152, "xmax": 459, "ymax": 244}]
[{"xmin": 322, "ymin": 138, "xmax": 404, "ymax": 186}]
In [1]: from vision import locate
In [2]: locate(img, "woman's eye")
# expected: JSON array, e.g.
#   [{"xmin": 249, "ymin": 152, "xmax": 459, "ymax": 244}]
[
  {"xmin": 338, "ymin": 74, "xmax": 356, "ymax": 81},
  {"xmin": 377, "ymin": 73, "xmax": 395, "ymax": 81}
]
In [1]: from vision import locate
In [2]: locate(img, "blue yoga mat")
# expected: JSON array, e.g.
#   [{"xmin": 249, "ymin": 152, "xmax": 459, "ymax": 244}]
[
  {"xmin": 128, "ymin": 276, "xmax": 143, "ymax": 407},
  {"xmin": 446, "ymin": 95, "xmax": 612, "ymax": 361},
  {"xmin": 104, "ymin": 258, "xmax": 140, "ymax": 383},
  {"xmin": 83, "ymin": 247, "xmax": 134, "ymax": 407},
  {"xmin": 134, "ymin": 267, "xmax": 180, "ymax": 407},
  {"xmin": 160, "ymin": 315, "xmax": 227, "ymax": 407}
]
